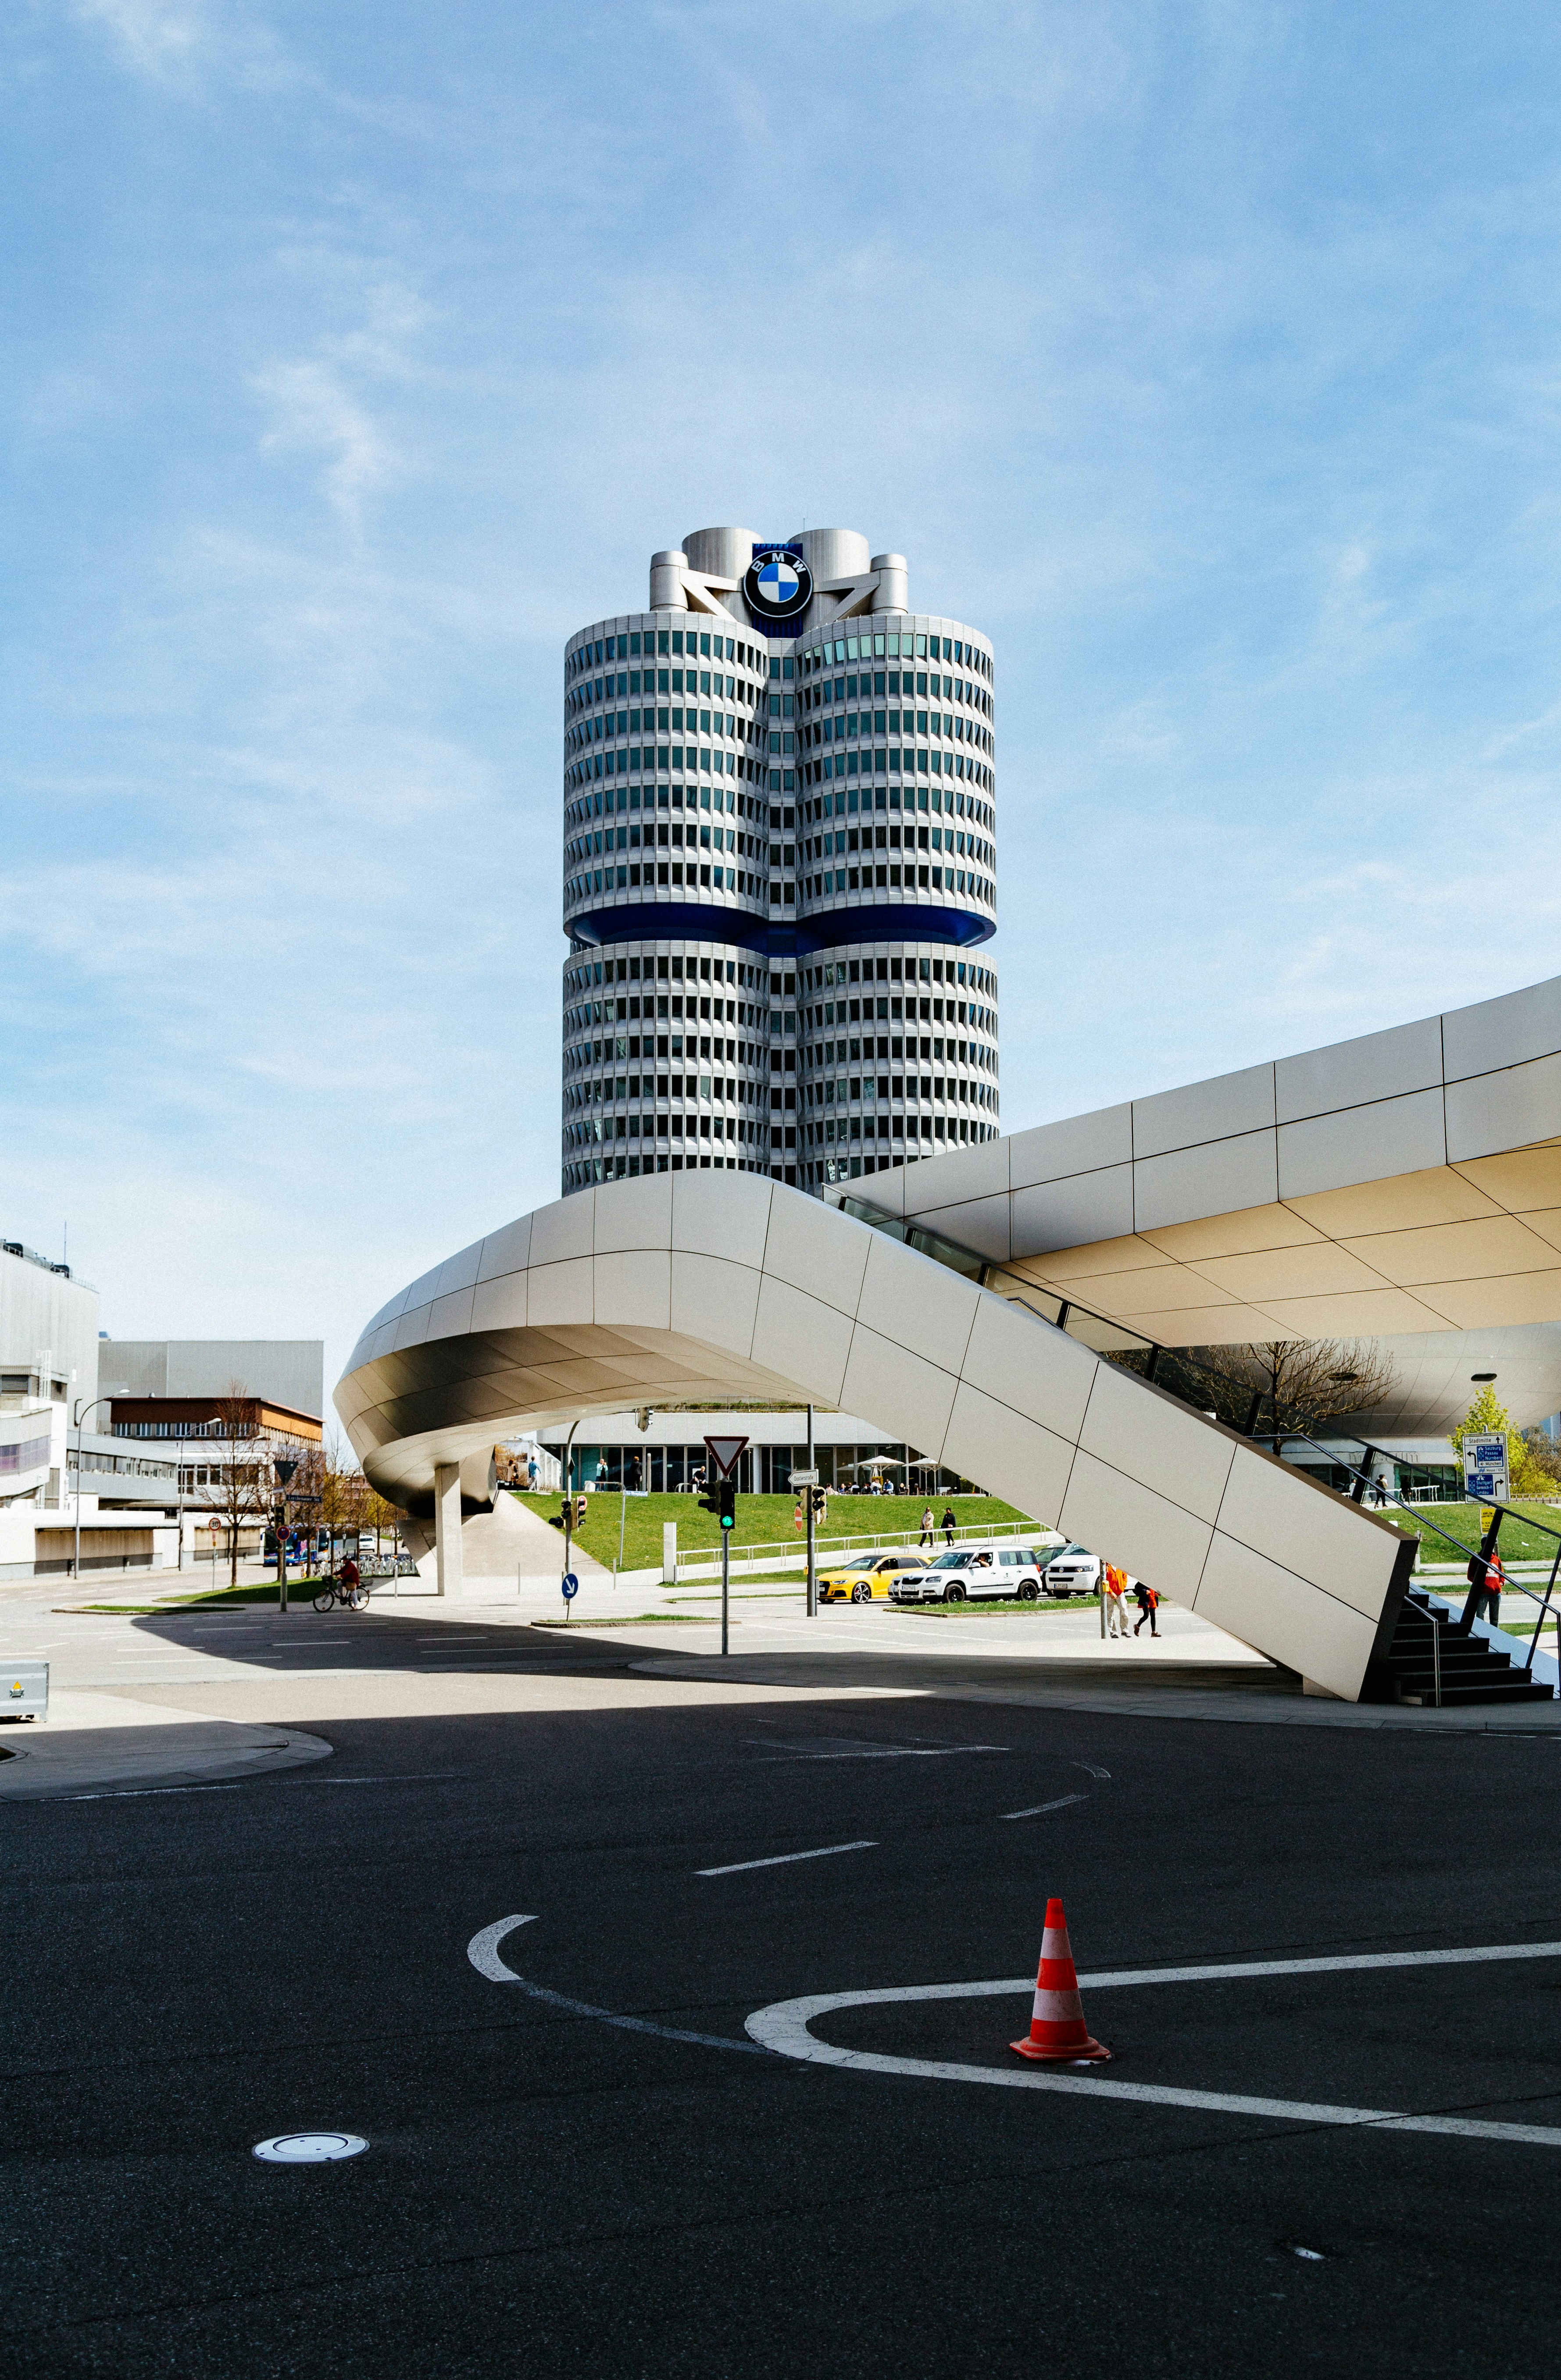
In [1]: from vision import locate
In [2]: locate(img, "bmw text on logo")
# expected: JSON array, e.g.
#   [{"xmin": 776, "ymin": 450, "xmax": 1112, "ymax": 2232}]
[{"xmin": 743, "ymin": 543, "xmax": 813, "ymax": 625}]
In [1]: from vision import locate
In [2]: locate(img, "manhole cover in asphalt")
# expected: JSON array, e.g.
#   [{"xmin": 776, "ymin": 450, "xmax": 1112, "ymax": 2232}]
[{"xmin": 253, "ymin": 2132, "xmax": 368, "ymax": 2163}]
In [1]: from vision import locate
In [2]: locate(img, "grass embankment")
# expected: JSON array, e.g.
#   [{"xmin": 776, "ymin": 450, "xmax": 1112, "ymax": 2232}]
[
  {"xmin": 1393, "ymin": 1503, "xmax": 1561, "ymax": 1564},
  {"xmin": 533, "ymin": 1613, "xmax": 742, "ymax": 1628},
  {"xmin": 504, "ymin": 1489, "xmax": 1042, "ymax": 1572},
  {"xmin": 70, "ymin": 1577, "xmax": 337, "ymax": 1614},
  {"xmin": 895, "ymin": 1594, "xmax": 1103, "ymax": 1616}
]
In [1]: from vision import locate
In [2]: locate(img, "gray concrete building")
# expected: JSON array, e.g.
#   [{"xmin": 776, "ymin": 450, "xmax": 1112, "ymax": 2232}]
[
  {"xmin": 96, "ymin": 1339, "xmax": 325, "ymax": 1421},
  {"xmin": 561, "ymin": 528, "xmax": 999, "ymax": 1196}
]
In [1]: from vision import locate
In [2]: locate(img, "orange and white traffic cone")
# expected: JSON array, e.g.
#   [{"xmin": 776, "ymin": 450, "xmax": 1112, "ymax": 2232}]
[{"xmin": 1010, "ymin": 1897, "xmax": 1111, "ymax": 2062}]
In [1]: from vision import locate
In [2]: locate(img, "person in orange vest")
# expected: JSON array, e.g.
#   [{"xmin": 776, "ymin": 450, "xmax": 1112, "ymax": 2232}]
[
  {"xmin": 1132, "ymin": 1578, "xmax": 1161, "ymax": 1637},
  {"xmin": 1102, "ymin": 1564, "xmax": 1129, "ymax": 1638}
]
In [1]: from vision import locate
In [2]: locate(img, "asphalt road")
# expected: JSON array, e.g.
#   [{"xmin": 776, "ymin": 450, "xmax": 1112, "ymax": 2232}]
[{"xmin": 5, "ymin": 1641, "xmax": 1561, "ymax": 2377}]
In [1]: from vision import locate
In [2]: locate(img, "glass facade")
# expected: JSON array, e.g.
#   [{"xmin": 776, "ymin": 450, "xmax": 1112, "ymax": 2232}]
[{"xmin": 561, "ymin": 569, "xmax": 998, "ymax": 1195}]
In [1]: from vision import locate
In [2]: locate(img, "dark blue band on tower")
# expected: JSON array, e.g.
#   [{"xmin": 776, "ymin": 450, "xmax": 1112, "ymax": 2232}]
[{"xmin": 568, "ymin": 901, "xmax": 993, "ymax": 955}]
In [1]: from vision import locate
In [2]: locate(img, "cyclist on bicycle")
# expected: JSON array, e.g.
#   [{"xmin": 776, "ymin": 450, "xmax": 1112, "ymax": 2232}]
[{"xmin": 340, "ymin": 1554, "xmax": 363, "ymax": 1607}]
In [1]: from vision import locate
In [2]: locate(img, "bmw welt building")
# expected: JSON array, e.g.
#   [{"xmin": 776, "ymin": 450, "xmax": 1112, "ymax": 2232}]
[{"xmin": 560, "ymin": 527, "xmax": 1000, "ymax": 1196}]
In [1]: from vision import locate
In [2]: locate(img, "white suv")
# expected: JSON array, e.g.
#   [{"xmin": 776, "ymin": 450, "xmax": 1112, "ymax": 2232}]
[
  {"xmin": 889, "ymin": 1538, "xmax": 1064, "ymax": 1605},
  {"xmin": 1040, "ymin": 1543, "xmax": 1102, "ymax": 1596}
]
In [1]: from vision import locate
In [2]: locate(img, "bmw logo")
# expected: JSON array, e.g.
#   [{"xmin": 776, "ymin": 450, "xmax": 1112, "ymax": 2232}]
[{"xmin": 744, "ymin": 544, "xmax": 813, "ymax": 625}]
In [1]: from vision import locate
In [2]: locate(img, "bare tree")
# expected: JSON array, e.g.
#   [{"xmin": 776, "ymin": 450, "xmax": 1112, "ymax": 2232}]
[
  {"xmin": 362, "ymin": 1484, "xmax": 401, "ymax": 1566},
  {"xmin": 1522, "ymin": 1429, "xmax": 1561, "ymax": 1493},
  {"xmin": 317, "ymin": 1434, "xmax": 370, "ymax": 1577},
  {"xmin": 1184, "ymin": 1338, "xmax": 1400, "ymax": 1442},
  {"xmin": 195, "ymin": 1386, "xmax": 273, "ymax": 1587}
]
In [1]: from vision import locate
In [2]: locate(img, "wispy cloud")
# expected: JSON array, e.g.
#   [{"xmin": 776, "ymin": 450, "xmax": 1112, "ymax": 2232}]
[
  {"xmin": 69, "ymin": 0, "xmax": 296, "ymax": 88},
  {"xmin": 254, "ymin": 357, "xmax": 402, "ymax": 528}
]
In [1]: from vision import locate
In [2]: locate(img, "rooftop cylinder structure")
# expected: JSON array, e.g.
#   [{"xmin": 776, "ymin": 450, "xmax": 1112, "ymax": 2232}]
[{"xmin": 559, "ymin": 527, "xmax": 999, "ymax": 1195}]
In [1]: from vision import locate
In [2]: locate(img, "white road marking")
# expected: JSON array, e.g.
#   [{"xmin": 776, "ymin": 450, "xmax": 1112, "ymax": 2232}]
[
  {"xmin": 466, "ymin": 1916, "xmax": 768, "ymax": 2055},
  {"xmin": 1001, "ymin": 1794, "xmax": 1089, "ymax": 1820},
  {"xmin": 302, "ymin": 1773, "xmax": 463, "ymax": 1785},
  {"xmin": 697, "ymin": 1839, "xmax": 879, "ymax": 1877},
  {"xmin": 1074, "ymin": 1763, "xmax": 1111, "ymax": 1779},
  {"xmin": 467, "ymin": 1914, "xmax": 539, "ymax": 1980},
  {"xmin": 742, "ymin": 1737, "xmax": 1007, "ymax": 1761},
  {"xmin": 744, "ymin": 1941, "xmax": 1561, "ymax": 2147}
]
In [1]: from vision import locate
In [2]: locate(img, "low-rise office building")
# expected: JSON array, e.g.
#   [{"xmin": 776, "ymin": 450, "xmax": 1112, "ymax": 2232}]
[
  {"xmin": 0, "ymin": 1263, "xmax": 328, "ymax": 1580},
  {"xmin": 535, "ymin": 1408, "xmax": 976, "ymax": 1498}
]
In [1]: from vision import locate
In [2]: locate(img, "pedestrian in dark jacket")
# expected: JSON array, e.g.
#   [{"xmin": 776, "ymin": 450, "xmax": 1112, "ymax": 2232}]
[
  {"xmin": 1467, "ymin": 1549, "xmax": 1506, "ymax": 1630},
  {"xmin": 941, "ymin": 1505, "xmax": 957, "ymax": 1547},
  {"xmin": 1132, "ymin": 1580, "xmax": 1160, "ymax": 1637}
]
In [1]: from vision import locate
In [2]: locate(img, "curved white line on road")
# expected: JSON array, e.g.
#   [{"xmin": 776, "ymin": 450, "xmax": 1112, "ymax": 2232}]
[
  {"xmin": 743, "ymin": 1941, "xmax": 1561, "ymax": 2148},
  {"xmin": 466, "ymin": 1915, "xmax": 769, "ymax": 2056},
  {"xmin": 467, "ymin": 1914, "xmax": 539, "ymax": 1980}
]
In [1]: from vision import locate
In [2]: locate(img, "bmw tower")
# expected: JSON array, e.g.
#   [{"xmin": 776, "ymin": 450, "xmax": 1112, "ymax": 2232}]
[{"xmin": 560, "ymin": 526, "xmax": 999, "ymax": 1195}]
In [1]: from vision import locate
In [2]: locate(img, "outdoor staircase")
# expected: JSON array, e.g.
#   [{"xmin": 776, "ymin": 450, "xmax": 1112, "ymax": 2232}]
[{"xmin": 1380, "ymin": 1587, "xmax": 1554, "ymax": 1707}]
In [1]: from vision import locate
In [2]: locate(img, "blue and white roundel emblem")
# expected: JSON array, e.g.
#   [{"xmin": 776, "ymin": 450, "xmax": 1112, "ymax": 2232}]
[
  {"xmin": 743, "ymin": 544, "xmax": 813, "ymax": 625},
  {"xmin": 757, "ymin": 556, "xmax": 799, "ymax": 606}
]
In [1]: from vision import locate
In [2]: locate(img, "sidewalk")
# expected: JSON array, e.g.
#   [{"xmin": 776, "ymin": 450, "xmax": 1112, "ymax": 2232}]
[{"xmin": 0, "ymin": 1690, "xmax": 330, "ymax": 1799}]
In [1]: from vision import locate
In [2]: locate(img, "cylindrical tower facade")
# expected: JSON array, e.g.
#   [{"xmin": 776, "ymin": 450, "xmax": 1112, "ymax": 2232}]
[{"xmin": 560, "ymin": 532, "xmax": 997, "ymax": 1195}]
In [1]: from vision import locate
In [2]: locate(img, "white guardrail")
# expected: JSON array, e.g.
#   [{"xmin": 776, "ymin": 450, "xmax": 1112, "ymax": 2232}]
[{"xmin": 673, "ymin": 1519, "xmax": 1048, "ymax": 1584}]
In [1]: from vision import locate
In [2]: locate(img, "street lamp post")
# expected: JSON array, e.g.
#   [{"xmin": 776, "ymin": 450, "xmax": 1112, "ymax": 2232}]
[{"xmin": 70, "ymin": 1395, "xmax": 114, "ymax": 1585}]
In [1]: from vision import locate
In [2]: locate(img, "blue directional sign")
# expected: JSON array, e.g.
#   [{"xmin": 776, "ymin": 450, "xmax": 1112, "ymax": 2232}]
[{"xmin": 561, "ymin": 1573, "xmax": 579, "ymax": 1601}]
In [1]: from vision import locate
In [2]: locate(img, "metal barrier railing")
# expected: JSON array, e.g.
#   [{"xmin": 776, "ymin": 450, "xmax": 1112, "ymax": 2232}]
[{"xmin": 674, "ymin": 1518, "xmax": 1043, "ymax": 1583}]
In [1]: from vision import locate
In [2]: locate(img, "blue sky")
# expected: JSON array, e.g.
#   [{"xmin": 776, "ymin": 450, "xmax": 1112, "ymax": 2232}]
[{"xmin": 4, "ymin": 1, "xmax": 1560, "ymax": 1397}]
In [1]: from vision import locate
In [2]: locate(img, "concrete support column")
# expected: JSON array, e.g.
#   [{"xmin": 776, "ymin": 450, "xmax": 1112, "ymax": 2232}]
[
  {"xmin": 871, "ymin": 553, "xmax": 908, "ymax": 611},
  {"xmin": 434, "ymin": 1464, "xmax": 463, "ymax": 1600},
  {"xmin": 649, "ymin": 549, "xmax": 688, "ymax": 610}
]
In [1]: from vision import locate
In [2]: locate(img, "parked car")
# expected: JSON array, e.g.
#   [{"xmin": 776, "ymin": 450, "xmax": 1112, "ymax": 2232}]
[
  {"xmin": 818, "ymin": 1552, "xmax": 931, "ymax": 1604},
  {"xmin": 1038, "ymin": 1543, "xmax": 1101, "ymax": 1596},
  {"xmin": 889, "ymin": 1538, "xmax": 1064, "ymax": 1605}
]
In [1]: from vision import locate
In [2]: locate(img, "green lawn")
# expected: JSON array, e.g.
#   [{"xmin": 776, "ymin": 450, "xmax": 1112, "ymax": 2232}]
[
  {"xmin": 893, "ymin": 1594, "xmax": 1102, "ymax": 1616},
  {"xmin": 504, "ymin": 1490, "xmax": 1043, "ymax": 1573},
  {"xmin": 69, "ymin": 1577, "xmax": 336, "ymax": 1613},
  {"xmin": 1393, "ymin": 1503, "xmax": 1561, "ymax": 1564}
]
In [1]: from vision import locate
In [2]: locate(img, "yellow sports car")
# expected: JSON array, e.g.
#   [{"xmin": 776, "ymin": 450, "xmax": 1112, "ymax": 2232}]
[{"xmin": 817, "ymin": 1552, "xmax": 932, "ymax": 1604}]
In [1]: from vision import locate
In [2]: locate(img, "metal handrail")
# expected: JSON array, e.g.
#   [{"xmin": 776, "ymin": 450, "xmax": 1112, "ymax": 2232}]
[{"xmin": 839, "ymin": 1190, "xmax": 1560, "ymax": 1683}]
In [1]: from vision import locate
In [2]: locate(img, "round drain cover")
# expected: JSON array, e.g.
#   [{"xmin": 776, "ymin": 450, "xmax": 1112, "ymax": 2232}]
[{"xmin": 253, "ymin": 2132, "xmax": 368, "ymax": 2163}]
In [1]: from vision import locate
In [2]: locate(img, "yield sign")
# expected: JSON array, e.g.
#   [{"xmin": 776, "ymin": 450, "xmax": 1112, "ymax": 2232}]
[{"xmin": 703, "ymin": 1434, "xmax": 749, "ymax": 1478}]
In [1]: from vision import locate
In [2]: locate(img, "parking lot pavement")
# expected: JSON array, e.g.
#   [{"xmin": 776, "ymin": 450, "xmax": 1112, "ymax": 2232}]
[{"xmin": 4, "ymin": 1675, "xmax": 1561, "ymax": 2376}]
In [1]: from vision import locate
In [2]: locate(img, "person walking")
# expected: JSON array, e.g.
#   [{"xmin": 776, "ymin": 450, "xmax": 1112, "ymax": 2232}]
[
  {"xmin": 1103, "ymin": 1564, "xmax": 1129, "ymax": 1638},
  {"xmin": 941, "ymin": 1503, "xmax": 957, "ymax": 1548},
  {"xmin": 339, "ymin": 1552, "xmax": 363, "ymax": 1609},
  {"xmin": 1132, "ymin": 1578, "xmax": 1161, "ymax": 1637},
  {"xmin": 1467, "ymin": 1546, "xmax": 1507, "ymax": 1630},
  {"xmin": 919, "ymin": 1505, "xmax": 936, "ymax": 1549}
]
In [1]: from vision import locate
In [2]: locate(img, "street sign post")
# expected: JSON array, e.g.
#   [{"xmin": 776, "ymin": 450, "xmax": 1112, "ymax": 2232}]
[
  {"xmin": 788, "ymin": 1469, "xmax": 819, "ymax": 1487},
  {"xmin": 561, "ymin": 1571, "xmax": 579, "ymax": 1624},
  {"xmin": 702, "ymin": 1437, "xmax": 747, "ymax": 1655},
  {"xmin": 805, "ymin": 1408, "xmax": 817, "ymax": 1619},
  {"xmin": 1463, "ymin": 1435, "xmax": 1508, "ymax": 1506}
]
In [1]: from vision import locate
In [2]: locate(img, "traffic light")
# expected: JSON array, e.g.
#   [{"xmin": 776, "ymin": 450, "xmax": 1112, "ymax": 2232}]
[
  {"xmin": 699, "ymin": 1479, "xmax": 738, "ymax": 1530},
  {"xmin": 810, "ymin": 1485, "xmax": 827, "ymax": 1521}
]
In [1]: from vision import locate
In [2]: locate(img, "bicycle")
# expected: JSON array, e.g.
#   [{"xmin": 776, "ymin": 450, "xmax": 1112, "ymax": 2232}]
[{"xmin": 313, "ymin": 1578, "xmax": 370, "ymax": 1613}]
